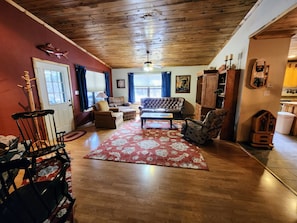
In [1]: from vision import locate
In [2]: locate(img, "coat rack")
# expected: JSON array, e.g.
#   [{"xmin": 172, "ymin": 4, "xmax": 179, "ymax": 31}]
[
  {"xmin": 17, "ymin": 71, "xmax": 43, "ymax": 140},
  {"xmin": 17, "ymin": 71, "xmax": 36, "ymax": 112}
]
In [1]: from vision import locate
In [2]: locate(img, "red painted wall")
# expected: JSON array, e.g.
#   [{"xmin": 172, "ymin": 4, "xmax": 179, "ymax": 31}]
[{"xmin": 0, "ymin": 1, "xmax": 112, "ymax": 135}]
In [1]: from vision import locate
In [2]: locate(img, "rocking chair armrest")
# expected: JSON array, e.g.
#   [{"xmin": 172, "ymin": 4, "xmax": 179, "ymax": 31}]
[{"xmin": 184, "ymin": 118, "xmax": 206, "ymax": 127}]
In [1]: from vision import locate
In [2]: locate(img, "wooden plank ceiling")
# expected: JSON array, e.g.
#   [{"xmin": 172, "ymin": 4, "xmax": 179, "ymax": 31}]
[
  {"xmin": 13, "ymin": 0, "xmax": 259, "ymax": 68},
  {"xmin": 252, "ymin": 6, "xmax": 297, "ymax": 59}
]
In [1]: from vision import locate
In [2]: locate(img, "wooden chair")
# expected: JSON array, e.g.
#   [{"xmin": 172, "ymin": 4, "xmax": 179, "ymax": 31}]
[
  {"xmin": 181, "ymin": 109, "xmax": 227, "ymax": 144},
  {"xmin": 11, "ymin": 109, "xmax": 70, "ymax": 174},
  {"xmin": 0, "ymin": 157, "xmax": 75, "ymax": 222}
]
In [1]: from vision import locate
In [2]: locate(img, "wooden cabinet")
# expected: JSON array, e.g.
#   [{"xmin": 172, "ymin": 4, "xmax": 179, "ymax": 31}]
[
  {"xmin": 200, "ymin": 73, "xmax": 218, "ymax": 108},
  {"xmin": 195, "ymin": 69, "xmax": 241, "ymax": 141},
  {"xmin": 219, "ymin": 69, "xmax": 241, "ymax": 141},
  {"xmin": 195, "ymin": 70, "xmax": 218, "ymax": 120}
]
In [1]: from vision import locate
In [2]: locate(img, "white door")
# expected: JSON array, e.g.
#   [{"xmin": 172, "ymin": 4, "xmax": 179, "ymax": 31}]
[{"xmin": 33, "ymin": 58, "xmax": 74, "ymax": 133}]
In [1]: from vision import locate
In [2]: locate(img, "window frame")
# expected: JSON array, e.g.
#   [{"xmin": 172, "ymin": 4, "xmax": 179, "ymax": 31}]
[{"xmin": 134, "ymin": 73, "xmax": 162, "ymax": 102}]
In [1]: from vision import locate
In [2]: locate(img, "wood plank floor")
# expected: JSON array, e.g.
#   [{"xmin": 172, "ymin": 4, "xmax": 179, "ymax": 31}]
[
  {"xmin": 241, "ymin": 132, "xmax": 297, "ymax": 194},
  {"xmin": 67, "ymin": 121, "xmax": 297, "ymax": 223}
]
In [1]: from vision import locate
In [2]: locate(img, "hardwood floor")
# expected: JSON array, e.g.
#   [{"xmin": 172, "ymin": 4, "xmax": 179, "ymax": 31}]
[
  {"xmin": 66, "ymin": 122, "xmax": 297, "ymax": 223},
  {"xmin": 241, "ymin": 132, "xmax": 297, "ymax": 195}
]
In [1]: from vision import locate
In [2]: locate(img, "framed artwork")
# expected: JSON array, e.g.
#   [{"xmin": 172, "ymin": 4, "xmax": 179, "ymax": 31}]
[
  {"xmin": 116, "ymin": 79, "xmax": 125, "ymax": 88},
  {"xmin": 175, "ymin": 75, "xmax": 191, "ymax": 93}
]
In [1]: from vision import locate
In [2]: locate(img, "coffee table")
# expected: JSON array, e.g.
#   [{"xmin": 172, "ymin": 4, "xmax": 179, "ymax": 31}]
[{"xmin": 140, "ymin": 112, "xmax": 174, "ymax": 129}]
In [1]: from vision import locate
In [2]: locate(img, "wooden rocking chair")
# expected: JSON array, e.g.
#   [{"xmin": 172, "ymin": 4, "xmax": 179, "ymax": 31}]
[{"xmin": 11, "ymin": 109, "xmax": 70, "ymax": 175}]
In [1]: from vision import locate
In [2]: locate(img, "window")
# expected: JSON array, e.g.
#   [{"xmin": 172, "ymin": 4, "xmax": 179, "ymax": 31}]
[
  {"xmin": 85, "ymin": 70, "xmax": 105, "ymax": 107},
  {"xmin": 134, "ymin": 73, "xmax": 162, "ymax": 102},
  {"xmin": 44, "ymin": 70, "xmax": 66, "ymax": 105}
]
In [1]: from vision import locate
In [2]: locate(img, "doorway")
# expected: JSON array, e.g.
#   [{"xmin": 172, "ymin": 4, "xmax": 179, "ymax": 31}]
[{"xmin": 32, "ymin": 58, "xmax": 74, "ymax": 133}]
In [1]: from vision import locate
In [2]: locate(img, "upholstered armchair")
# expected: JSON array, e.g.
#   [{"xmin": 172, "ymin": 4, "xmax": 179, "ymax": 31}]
[
  {"xmin": 108, "ymin": 96, "xmax": 136, "ymax": 121},
  {"xmin": 181, "ymin": 109, "xmax": 227, "ymax": 145},
  {"xmin": 93, "ymin": 101, "xmax": 123, "ymax": 129}
]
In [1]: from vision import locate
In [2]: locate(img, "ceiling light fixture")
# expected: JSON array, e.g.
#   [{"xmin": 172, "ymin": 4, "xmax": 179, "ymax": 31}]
[
  {"xmin": 143, "ymin": 50, "xmax": 153, "ymax": 71},
  {"xmin": 144, "ymin": 61, "xmax": 153, "ymax": 72}
]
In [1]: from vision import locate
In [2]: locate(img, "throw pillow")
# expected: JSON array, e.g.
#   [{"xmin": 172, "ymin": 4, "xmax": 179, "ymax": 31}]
[{"xmin": 97, "ymin": 101, "xmax": 109, "ymax": 111}]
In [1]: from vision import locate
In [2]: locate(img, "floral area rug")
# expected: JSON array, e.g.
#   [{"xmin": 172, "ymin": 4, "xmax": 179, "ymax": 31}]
[{"xmin": 84, "ymin": 120, "xmax": 208, "ymax": 170}]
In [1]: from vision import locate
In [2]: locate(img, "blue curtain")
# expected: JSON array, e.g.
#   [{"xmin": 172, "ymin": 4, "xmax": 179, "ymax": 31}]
[
  {"xmin": 128, "ymin": 73, "xmax": 135, "ymax": 103},
  {"xmin": 161, "ymin": 71, "xmax": 171, "ymax": 97},
  {"xmin": 75, "ymin": 64, "xmax": 88, "ymax": 111},
  {"xmin": 104, "ymin": 71, "xmax": 111, "ymax": 97}
]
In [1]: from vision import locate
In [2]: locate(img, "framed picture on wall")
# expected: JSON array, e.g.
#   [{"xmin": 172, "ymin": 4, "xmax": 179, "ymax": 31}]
[
  {"xmin": 175, "ymin": 75, "xmax": 191, "ymax": 93},
  {"xmin": 116, "ymin": 79, "xmax": 125, "ymax": 88}
]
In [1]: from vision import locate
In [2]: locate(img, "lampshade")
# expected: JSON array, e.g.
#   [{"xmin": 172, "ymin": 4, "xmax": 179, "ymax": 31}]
[{"xmin": 96, "ymin": 92, "xmax": 108, "ymax": 98}]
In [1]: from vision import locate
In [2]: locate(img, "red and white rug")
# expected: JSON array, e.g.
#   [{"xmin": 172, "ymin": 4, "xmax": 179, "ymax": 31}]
[{"xmin": 84, "ymin": 120, "xmax": 208, "ymax": 170}]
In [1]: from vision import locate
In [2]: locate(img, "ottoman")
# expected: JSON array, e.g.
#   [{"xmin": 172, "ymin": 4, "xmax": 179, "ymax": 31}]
[{"xmin": 120, "ymin": 108, "xmax": 136, "ymax": 121}]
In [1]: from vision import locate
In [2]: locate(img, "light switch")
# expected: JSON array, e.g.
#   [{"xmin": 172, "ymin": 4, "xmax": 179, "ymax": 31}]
[{"xmin": 75, "ymin": 90, "xmax": 79, "ymax": 95}]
